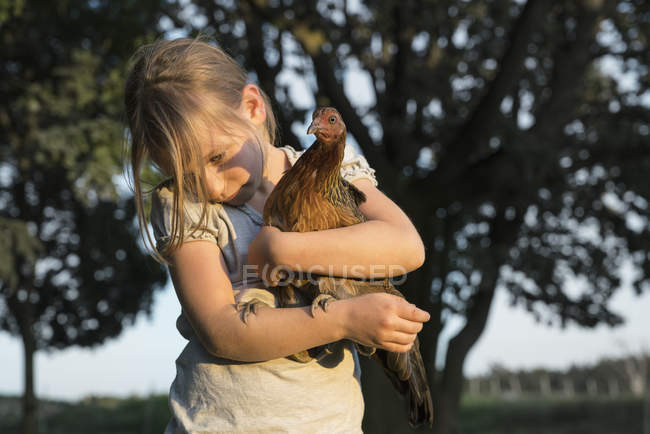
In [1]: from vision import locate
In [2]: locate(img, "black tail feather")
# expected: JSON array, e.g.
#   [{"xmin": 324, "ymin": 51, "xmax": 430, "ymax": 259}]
[{"xmin": 371, "ymin": 337, "xmax": 434, "ymax": 427}]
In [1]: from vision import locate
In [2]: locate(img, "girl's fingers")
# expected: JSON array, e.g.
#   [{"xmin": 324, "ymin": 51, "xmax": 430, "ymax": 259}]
[
  {"xmin": 393, "ymin": 318, "xmax": 424, "ymax": 334},
  {"xmin": 397, "ymin": 301, "xmax": 430, "ymax": 323},
  {"xmin": 386, "ymin": 331, "xmax": 418, "ymax": 346},
  {"xmin": 383, "ymin": 341, "xmax": 414, "ymax": 353}
]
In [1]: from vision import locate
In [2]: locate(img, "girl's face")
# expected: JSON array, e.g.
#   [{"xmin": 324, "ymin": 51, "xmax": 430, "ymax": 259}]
[{"xmin": 199, "ymin": 126, "xmax": 265, "ymax": 206}]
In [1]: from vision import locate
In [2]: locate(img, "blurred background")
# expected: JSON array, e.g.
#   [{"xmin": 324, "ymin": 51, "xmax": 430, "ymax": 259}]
[{"xmin": 1, "ymin": 0, "xmax": 649, "ymax": 433}]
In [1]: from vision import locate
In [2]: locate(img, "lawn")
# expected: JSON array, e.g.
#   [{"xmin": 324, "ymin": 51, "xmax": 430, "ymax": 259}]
[
  {"xmin": 459, "ymin": 395, "xmax": 643, "ymax": 434},
  {"xmin": 0, "ymin": 394, "xmax": 644, "ymax": 433}
]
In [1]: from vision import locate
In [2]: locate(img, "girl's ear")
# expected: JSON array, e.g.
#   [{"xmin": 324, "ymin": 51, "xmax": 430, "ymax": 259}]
[{"xmin": 239, "ymin": 84, "xmax": 267, "ymax": 126}]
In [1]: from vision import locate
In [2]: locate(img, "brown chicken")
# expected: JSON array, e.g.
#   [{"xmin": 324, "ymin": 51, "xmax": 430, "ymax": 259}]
[{"xmin": 259, "ymin": 107, "xmax": 434, "ymax": 427}]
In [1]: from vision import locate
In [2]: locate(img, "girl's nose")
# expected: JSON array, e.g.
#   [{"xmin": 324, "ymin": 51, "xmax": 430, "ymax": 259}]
[{"xmin": 207, "ymin": 172, "xmax": 226, "ymax": 200}]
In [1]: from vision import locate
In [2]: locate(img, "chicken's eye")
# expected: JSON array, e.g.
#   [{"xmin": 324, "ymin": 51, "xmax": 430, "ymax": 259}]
[{"xmin": 328, "ymin": 116, "xmax": 336, "ymax": 124}]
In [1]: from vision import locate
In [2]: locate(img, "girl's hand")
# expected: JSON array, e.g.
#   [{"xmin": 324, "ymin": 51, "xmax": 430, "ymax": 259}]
[
  {"xmin": 337, "ymin": 293, "xmax": 430, "ymax": 353},
  {"xmin": 247, "ymin": 225, "xmax": 286, "ymax": 286}
]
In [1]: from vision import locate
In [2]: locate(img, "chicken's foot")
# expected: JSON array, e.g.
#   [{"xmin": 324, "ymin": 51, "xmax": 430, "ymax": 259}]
[
  {"xmin": 310, "ymin": 293, "xmax": 336, "ymax": 316},
  {"xmin": 288, "ymin": 350, "xmax": 314, "ymax": 363},
  {"xmin": 235, "ymin": 298, "xmax": 270, "ymax": 324},
  {"xmin": 356, "ymin": 344, "xmax": 376, "ymax": 357}
]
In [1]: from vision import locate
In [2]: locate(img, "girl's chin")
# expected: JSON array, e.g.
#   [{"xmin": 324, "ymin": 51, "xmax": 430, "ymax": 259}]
[
  {"xmin": 210, "ymin": 191, "xmax": 241, "ymax": 205},
  {"xmin": 225, "ymin": 196, "xmax": 243, "ymax": 206},
  {"xmin": 225, "ymin": 185, "xmax": 252, "ymax": 205}
]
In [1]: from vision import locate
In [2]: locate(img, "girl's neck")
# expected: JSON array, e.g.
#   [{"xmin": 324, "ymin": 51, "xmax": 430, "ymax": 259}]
[{"xmin": 247, "ymin": 145, "xmax": 292, "ymax": 214}]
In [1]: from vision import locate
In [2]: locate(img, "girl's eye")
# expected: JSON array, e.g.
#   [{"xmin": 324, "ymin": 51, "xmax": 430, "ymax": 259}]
[
  {"xmin": 209, "ymin": 153, "xmax": 225, "ymax": 164},
  {"xmin": 328, "ymin": 116, "xmax": 336, "ymax": 124}
]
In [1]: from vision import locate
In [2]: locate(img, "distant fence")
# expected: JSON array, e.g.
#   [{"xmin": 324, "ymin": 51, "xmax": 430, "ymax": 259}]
[{"xmin": 463, "ymin": 354, "xmax": 649, "ymax": 399}]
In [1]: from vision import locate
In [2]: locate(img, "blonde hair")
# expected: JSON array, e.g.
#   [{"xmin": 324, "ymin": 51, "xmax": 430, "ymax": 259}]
[{"xmin": 124, "ymin": 36, "xmax": 278, "ymax": 264}]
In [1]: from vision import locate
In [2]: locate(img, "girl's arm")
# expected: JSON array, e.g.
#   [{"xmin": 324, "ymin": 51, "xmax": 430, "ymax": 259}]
[
  {"xmin": 168, "ymin": 239, "xmax": 430, "ymax": 362},
  {"xmin": 248, "ymin": 178, "xmax": 425, "ymax": 283}
]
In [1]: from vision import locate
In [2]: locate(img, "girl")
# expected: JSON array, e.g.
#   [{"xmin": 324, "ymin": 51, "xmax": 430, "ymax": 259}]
[{"xmin": 125, "ymin": 36, "xmax": 430, "ymax": 433}]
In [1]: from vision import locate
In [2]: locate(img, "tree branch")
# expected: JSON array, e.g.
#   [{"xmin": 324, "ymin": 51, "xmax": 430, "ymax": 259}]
[
  {"xmin": 436, "ymin": 206, "xmax": 524, "ymax": 433},
  {"xmin": 243, "ymin": 0, "xmax": 399, "ymax": 187},
  {"xmin": 417, "ymin": 0, "xmax": 553, "ymax": 195},
  {"xmin": 240, "ymin": 2, "xmax": 302, "ymax": 149},
  {"xmin": 381, "ymin": 2, "xmax": 411, "ymax": 166},
  {"xmin": 309, "ymin": 52, "xmax": 398, "ymax": 187},
  {"xmin": 532, "ymin": 4, "xmax": 604, "ymax": 137}
]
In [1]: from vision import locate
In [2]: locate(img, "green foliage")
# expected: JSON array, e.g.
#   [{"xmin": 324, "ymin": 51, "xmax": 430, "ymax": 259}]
[
  {"xmin": 0, "ymin": 218, "xmax": 43, "ymax": 291},
  {"xmin": 0, "ymin": 0, "xmax": 170, "ymax": 354},
  {"xmin": 16, "ymin": 48, "xmax": 126, "ymax": 207},
  {"xmin": 0, "ymin": 3, "xmax": 183, "ymax": 430},
  {"xmin": 0, "ymin": 2, "xmax": 174, "ymax": 426},
  {"xmin": 0, "ymin": 0, "xmax": 24, "ymax": 23},
  {"xmin": 0, "ymin": 394, "xmax": 171, "ymax": 434},
  {"xmin": 44, "ymin": 396, "xmax": 170, "ymax": 434}
]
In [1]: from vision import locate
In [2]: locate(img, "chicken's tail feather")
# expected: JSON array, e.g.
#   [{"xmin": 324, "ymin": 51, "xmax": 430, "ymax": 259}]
[{"xmin": 372, "ymin": 337, "xmax": 434, "ymax": 427}]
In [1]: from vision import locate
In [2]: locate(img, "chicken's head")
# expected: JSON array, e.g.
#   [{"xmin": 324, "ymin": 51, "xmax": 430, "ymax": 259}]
[{"xmin": 307, "ymin": 107, "xmax": 346, "ymax": 145}]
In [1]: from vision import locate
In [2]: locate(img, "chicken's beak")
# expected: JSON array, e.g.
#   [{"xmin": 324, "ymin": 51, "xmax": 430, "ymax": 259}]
[{"xmin": 307, "ymin": 121, "xmax": 319, "ymax": 135}]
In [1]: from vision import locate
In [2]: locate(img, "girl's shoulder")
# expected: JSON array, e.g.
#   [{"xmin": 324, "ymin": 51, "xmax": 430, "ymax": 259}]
[
  {"xmin": 150, "ymin": 178, "xmax": 224, "ymax": 251},
  {"xmin": 276, "ymin": 145, "xmax": 303, "ymax": 165},
  {"xmin": 277, "ymin": 144, "xmax": 378, "ymax": 187},
  {"xmin": 153, "ymin": 178, "xmax": 225, "ymax": 210},
  {"xmin": 153, "ymin": 178, "xmax": 174, "ymax": 201}
]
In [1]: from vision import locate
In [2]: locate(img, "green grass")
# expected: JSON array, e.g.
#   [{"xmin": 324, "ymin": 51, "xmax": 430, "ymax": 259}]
[
  {"xmin": 0, "ymin": 394, "xmax": 644, "ymax": 433},
  {"xmin": 459, "ymin": 395, "xmax": 643, "ymax": 434},
  {"xmin": 0, "ymin": 395, "xmax": 170, "ymax": 434}
]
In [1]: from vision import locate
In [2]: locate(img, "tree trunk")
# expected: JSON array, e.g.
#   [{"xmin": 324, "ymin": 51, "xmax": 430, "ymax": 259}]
[
  {"xmin": 435, "ymin": 271, "xmax": 497, "ymax": 434},
  {"xmin": 643, "ymin": 362, "xmax": 650, "ymax": 434},
  {"xmin": 361, "ymin": 357, "xmax": 428, "ymax": 433},
  {"xmin": 8, "ymin": 295, "xmax": 39, "ymax": 434},
  {"xmin": 21, "ymin": 325, "xmax": 38, "ymax": 434},
  {"xmin": 361, "ymin": 228, "xmax": 438, "ymax": 433}
]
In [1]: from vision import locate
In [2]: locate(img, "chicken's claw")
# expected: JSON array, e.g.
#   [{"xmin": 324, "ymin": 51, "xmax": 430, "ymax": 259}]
[
  {"xmin": 288, "ymin": 350, "xmax": 314, "ymax": 363},
  {"xmin": 356, "ymin": 344, "xmax": 376, "ymax": 357},
  {"xmin": 235, "ymin": 298, "xmax": 269, "ymax": 324},
  {"xmin": 310, "ymin": 294, "xmax": 336, "ymax": 316}
]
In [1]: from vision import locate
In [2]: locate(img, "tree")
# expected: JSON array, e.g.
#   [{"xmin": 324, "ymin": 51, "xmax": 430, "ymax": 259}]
[
  {"xmin": 0, "ymin": 2, "xmax": 172, "ymax": 432},
  {"xmin": 164, "ymin": 0, "xmax": 650, "ymax": 432}
]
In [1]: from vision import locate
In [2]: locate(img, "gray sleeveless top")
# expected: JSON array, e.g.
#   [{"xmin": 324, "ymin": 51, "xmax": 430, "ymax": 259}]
[{"xmin": 150, "ymin": 145, "xmax": 378, "ymax": 433}]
